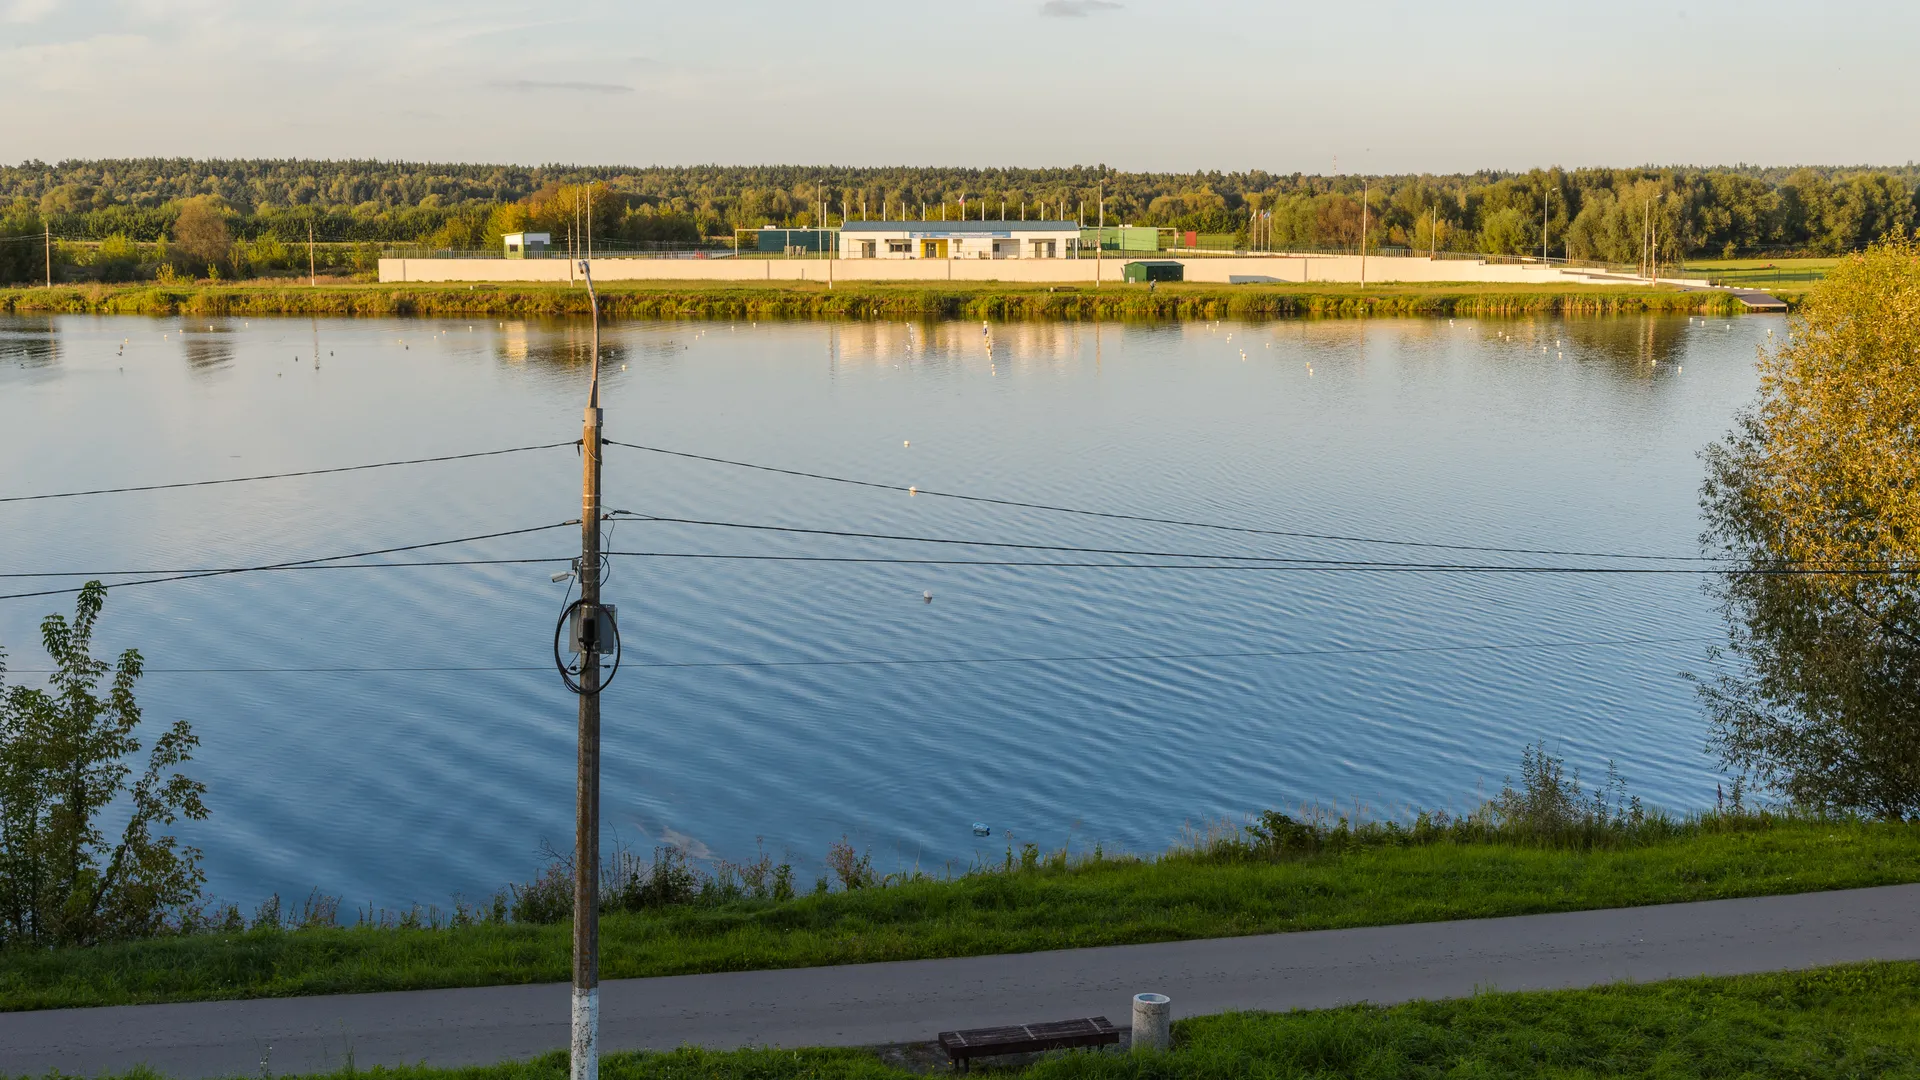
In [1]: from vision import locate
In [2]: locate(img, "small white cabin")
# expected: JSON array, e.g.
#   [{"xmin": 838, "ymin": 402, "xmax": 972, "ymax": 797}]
[{"xmin": 502, "ymin": 232, "xmax": 552, "ymax": 259}]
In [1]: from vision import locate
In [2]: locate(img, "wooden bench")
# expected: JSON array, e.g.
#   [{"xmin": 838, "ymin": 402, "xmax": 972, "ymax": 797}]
[{"xmin": 937, "ymin": 1016, "xmax": 1119, "ymax": 1072}]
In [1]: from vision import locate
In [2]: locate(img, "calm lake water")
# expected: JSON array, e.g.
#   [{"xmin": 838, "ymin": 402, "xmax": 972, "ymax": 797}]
[{"xmin": 0, "ymin": 312, "xmax": 1776, "ymax": 908}]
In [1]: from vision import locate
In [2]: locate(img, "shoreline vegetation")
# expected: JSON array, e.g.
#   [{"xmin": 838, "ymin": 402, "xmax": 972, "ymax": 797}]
[
  {"xmin": 0, "ymin": 280, "xmax": 1771, "ymax": 320},
  {"xmin": 6, "ymin": 804, "xmax": 1920, "ymax": 1013}
]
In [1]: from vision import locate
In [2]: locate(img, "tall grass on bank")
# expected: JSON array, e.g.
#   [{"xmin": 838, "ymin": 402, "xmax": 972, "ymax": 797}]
[
  {"xmin": 4, "ymin": 745, "xmax": 1917, "ymax": 1011},
  {"xmin": 0, "ymin": 281, "xmax": 1753, "ymax": 320}
]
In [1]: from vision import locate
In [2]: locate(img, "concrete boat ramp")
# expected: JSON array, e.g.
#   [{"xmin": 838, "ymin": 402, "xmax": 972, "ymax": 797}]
[{"xmin": 1730, "ymin": 289, "xmax": 1790, "ymax": 312}]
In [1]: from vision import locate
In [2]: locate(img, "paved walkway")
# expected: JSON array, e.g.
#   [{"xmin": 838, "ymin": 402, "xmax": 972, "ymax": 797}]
[{"xmin": 9, "ymin": 884, "xmax": 1920, "ymax": 1079}]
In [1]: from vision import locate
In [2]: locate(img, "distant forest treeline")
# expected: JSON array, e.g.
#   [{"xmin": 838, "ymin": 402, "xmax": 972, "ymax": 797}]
[{"xmin": 2, "ymin": 158, "xmax": 1917, "ymax": 283}]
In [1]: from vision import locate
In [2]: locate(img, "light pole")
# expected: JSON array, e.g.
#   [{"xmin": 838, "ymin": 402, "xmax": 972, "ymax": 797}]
[
  {"xmin": 1359, "ymin": 176, "xmax": 1369, "ymax": 288},
  {"xmin": 1651, "ymin": 192, "xmax": 1667, "ymax": 283},
  {"xmin": 1642, "ymin": 196, "xmax": 1652, "ymax": 279},
  {"xmin": 1642, "ymin": 191, "xmax": 1666, "ymax": 281},
  {"xmin": 1096, "ymin": 181, "xmax": 1103, "ymax": 287},
  {"xmin": 1542, "ymin": 188, "xmax": 1551, "ymax": 262}
]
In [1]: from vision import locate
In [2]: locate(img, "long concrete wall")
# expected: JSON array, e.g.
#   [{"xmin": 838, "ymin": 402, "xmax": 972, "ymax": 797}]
[{"xmin": 378, "ymin": 255, "xmax": 1695, "ymax": 288}]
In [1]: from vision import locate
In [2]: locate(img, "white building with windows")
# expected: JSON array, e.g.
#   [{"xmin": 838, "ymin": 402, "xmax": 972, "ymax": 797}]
[
  {"xmin": 837, "ymin": 220, "xmax": 1080, "ymax": 259},
  {"xmin": 501, "ymin": 232, "xmax": 552, "ymax": 258}
]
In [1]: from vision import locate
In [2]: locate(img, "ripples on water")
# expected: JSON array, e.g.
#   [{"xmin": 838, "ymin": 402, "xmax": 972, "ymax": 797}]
[{"xmin": 0, "ymin": 313, "xmax": 1773, "ymax": 907}]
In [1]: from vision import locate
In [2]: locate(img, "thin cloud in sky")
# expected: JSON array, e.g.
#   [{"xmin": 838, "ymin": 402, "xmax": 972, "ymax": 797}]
[
  {"xmin": 1040, "ymin": 0, "xmax": 1121, "ymax": 16},
  {"xmin": 3, "ymin": 2, "xmax": 1916, "ymax": 171},
  {"xmin": 3, "ymin": 0, "xmax": 58, "ymax": 23},
  {"xmin": 487, "ymin": 79, "xmax": 633, "ymax": 94}
]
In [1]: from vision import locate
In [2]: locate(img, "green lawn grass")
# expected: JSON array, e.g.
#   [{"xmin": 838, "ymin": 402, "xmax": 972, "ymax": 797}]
[
  {"xmin": 5, "ymin": 818, "xmax": 1918, "ymax": 1012},
  {"xmin": 1679, "ymin": 256, "xmax": 1837, "ymax": 291},
  {"xmin": 59, "ymin": 962, "xmax": 1920, "ymax": 1079}
]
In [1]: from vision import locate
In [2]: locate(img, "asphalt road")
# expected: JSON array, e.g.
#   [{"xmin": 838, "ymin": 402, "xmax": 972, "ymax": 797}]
[{"xmin": 9, "ymin": 883, "xmax": 1920, "ymax": 1079}]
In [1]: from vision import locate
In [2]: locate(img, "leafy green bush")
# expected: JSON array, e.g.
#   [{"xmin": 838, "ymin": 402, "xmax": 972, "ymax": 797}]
[{"xmin": 0, "ymin": 582, "xmax": 208, "ymax": 948}]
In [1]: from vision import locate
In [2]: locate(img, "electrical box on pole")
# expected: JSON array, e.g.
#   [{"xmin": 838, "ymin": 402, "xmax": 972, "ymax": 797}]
[{"xmin": 569, "ymin": 605, "xmax": 618, "ymax": 655}]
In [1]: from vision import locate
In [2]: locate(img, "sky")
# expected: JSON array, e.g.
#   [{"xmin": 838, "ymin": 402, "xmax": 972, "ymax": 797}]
[{"xmin": 3, "ymin": 0, "xmax": 1915, "ymax": 174}]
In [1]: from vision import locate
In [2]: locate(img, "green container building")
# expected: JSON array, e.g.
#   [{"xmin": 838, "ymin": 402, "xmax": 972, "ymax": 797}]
[{"xmin": 1123, "ymin": 260, "xmax": 1184, "ymax": 283}]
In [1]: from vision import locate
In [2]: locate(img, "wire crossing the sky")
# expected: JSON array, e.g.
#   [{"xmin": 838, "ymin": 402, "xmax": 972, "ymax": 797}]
[
  {"xmin": 604, "ymin": 513, "xmax": 1906, "ymax": 575},
  {"xmin": 0, "ymin": 557, "xmax": 567, "ymax": 579},
  {"xmin": 6, "ymin": 527, "xmax": 1897, "ymax": 587},
  {"xmin": 606, "ymin": 440, "xmax": 1729, "ymax": 563},
  {"xmin": 0, "ymin": 633, "xmax": 1720, "ymax": 675},
  {"xmin": 604, "ymin": 550, "xmax": 1898, "ymax": 575},
  {"xmin": 0, "ymin": 441, "xmax": 575, "ymax": 505},
  {"xmin": 0, "ymin": 523, "xmax": 576, "ymax": 602}
]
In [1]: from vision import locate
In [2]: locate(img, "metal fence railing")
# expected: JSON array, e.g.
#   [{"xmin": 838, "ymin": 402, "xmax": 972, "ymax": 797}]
[
  {"xmin": 373, "ymin": 240, "xmax": 1748, "ymax": 283},
  {"xmin": 379, "ymin": 246, "xmax": 736, "ymax": 260}
]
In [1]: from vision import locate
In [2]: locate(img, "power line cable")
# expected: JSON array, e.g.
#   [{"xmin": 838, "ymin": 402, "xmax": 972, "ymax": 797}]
[
  {"xmin": 616, "ymin": 511, "xmax": 1420, "ymax": 565},
  {"xmin": 0, "ymin": 633, "xmax": 1720, "ymax": 675},
  {"xmin": 0, "ymin": 557, "xmax": 566, "ymax": 579},
  {"xmin": 606, "ymin": 440, "xmax": 1723, "ymax": 563},
  {"xmin": 617, "ymin": 634, "xmax": 1722, "ymax": 669},
  {"xmin": 0, "ymin": 442, "xmax": 575, "ymax": 505},
  {"xmin": 6, "ymin": 533, "xmax": 1894, "ymax": 586},
  {"xmin": 4, "ymin": 665, "xmax": 552, "ymax": 673},
  {"xmin": 0, "ymin": 523, "xmax": 576, "ymax": 602},
  {"xmin": 614, "ymin": 512, "xmax": 1906, "ymax": 573},
  {"xmin": 604, "ymin": 550, "xmax": 1898, "ymax": 575}
]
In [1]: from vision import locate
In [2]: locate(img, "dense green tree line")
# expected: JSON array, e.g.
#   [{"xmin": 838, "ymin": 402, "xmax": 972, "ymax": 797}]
[{"xmin": 3, "ymin": 158, "xmax": 1917, "ymax": 283}]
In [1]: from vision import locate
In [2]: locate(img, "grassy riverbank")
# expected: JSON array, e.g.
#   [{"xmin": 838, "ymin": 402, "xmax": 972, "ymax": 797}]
[
  {"xmin": 69, "ymin": 962, "xmax": 1920, "ymax": 1079},
  {"xmin": 0, "ymin": 280, "xmax": 1759, "ymax": 320},
  {"xmin": 4, "ymin": 815, "xmax": 1918, "ymax": 1012}
]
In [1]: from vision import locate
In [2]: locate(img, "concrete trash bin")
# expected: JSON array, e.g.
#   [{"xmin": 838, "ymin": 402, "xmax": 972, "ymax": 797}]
[{"xmin": 1132, "ymin": 993, "xmax": 1171, "ymax": 1052}]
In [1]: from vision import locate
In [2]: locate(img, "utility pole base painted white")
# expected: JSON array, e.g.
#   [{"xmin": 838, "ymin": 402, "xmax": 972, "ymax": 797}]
[
  {"xmin": 571, "ymin": 987, "xmax": 598, "ymax": 1080},
  {"xmin": 1132, "ymin": 993, "xmax": 1171, "ymax": 1053}
]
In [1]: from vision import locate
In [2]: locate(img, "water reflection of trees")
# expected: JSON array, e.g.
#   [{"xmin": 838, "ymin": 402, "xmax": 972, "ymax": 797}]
[
  {"xmin": 492, "ymin": 320, "xmax": 631, "ymax": 371},
  {"xmin": 0, "ymin": 316, "xmax": 60, "ymax": 367},
  {"xmin": 828, "ymin": 319, "xmax": 1116, "ymax": 372},
  {"xmin": 1558, "ymin": 316, "xmax": 1688, "ymax": 372},
  {"xmin": 177, "ymin": 324, "xmax": 235, "ymax": 372}
]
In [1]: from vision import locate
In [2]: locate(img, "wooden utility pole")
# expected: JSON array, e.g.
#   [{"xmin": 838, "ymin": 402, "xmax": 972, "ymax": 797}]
[
  {"xmin": 309, "ymin": 221, "xmax": 317, "ymax": 286},
  {"xmin": 1096, "ymin": 182, "xmax": 1103, "ymax": 288},
  {"xmin": 571, "ymin": 262, "xmax": 604, "ymax": 1080},
  {"xmin": 44, "ymin": 223, "xmax": 51, "ymax": 288}
]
